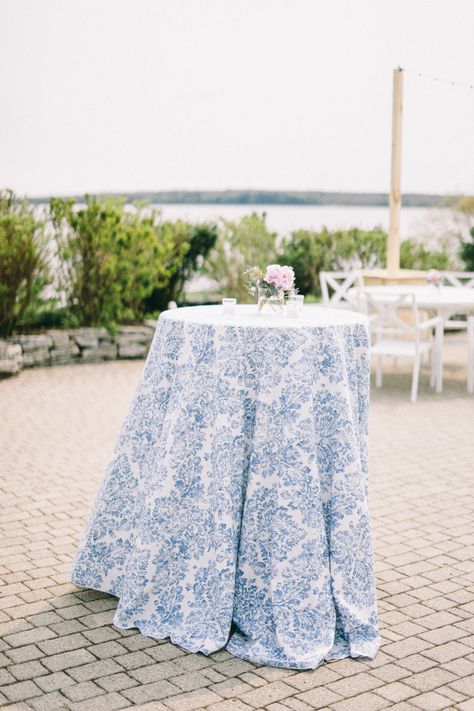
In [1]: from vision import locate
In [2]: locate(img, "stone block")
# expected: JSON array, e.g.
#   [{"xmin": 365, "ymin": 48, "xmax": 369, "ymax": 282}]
[
  {"xmin": 0, "ymin": 357, "xmax": 22, "ymax": 374},
  {"xmin": 80, "ymin": 344, "xmax": 117, "ymax": 362},
  {"xmin": 143, "ymin": 319, "xmax": 158, "ymax": 329},
  {"xmin": 117, "ymin": 326, "xmax": 153, "ymax": 342},
  {"xmin": 0, "ymin": 341, "xmax": 22, "ymax": 358},
  {"xmin": 14, "ymin": 335, "xmax": 53, "ymax": 352},
  {"xmin": 117, "ymin": 342, "xmax": 147, "ymax": 359},
  {"xmin": 22, "ymin": 349, "xmax": 51, "ymax": 367},
  {"xmin": 46, "ymin": 330, "xmax": 71, "ymax": 348},
  {"xmin": 50, "ymin": 344, "xmax": 80, "ymax": 363},
  {"xmin": 73, "ymin": 327, "xmax": 109, "ymax": 349}
]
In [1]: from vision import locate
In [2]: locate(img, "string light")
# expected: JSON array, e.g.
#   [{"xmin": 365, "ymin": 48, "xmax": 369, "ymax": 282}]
[{"xmin": 403, "ymin": 67, "xmax": 474, "ymax": 91}]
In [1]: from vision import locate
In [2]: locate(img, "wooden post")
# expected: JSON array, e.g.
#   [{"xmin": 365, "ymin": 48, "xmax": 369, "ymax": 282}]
[{"xmin": 387, "ymin": 67, "xmax": 404, "ymax": 275}]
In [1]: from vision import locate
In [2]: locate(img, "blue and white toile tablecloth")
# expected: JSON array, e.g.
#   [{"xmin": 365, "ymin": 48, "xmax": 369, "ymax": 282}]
[{"xmin": 70, "ymin": 304, "xmax": 380, "ymax": 669}]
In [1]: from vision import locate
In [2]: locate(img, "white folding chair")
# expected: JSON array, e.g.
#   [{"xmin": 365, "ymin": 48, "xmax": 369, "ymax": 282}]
[
  {"xmin": 364, "ymin": 292, "xmax": 443, "ymax": 403},
  {"xmin": 441, "ymin": 271, "xmax": 474, "ymax": 289},
  {"xmin": 319, "ymin": 271, "xmax": 364, "ymax": 310},
  {"xmin": 440, "ymin": 272, "xmax": 474, "ymax": 331},
  {"xmin": 468, "ymin": 316, "xmax": 474, "ymax": 394}
]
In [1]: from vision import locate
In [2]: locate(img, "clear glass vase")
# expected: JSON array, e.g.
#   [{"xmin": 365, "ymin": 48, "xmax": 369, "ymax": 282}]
[{"xmin": 257, "ymin": 287, "xmax": 285, "ymax": 314}]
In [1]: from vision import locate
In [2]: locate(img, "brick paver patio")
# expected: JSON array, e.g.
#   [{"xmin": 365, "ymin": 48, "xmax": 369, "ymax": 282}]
[{"xmin": 1, "ymin": 334, "xmax": 474, "ymax": 711}]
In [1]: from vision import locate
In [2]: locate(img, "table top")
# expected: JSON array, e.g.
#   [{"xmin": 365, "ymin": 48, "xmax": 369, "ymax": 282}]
[
  {"xmin": 360, "ymin": 285, "xmax": 474, "ymax": 310},
  {"xmin": 160, "ymin": 303, "xmax": 368, "ymax": 329}
]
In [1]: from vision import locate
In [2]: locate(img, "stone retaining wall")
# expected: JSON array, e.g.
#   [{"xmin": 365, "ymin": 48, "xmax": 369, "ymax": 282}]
[{"xmin": 0, "ymin": 320, "xmax": 157, "ymax": 377}]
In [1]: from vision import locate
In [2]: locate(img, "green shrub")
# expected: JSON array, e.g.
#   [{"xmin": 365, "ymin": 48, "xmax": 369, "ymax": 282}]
[
  {"xmin": 0, "ymin": 190, "xmax": 50, "ymax": 338},
  {"xmin": 50, "ymin": 197, "xmax": 187, "ymax": 326},
  {"xmin": 278, "ymin": 227, "xmax": 387, "ymax": 296},
  {"xmin": 144, "ymin": 221, "xmax": 217, "ymax": 310},
  {"xmin": 400, "ymin": 239, "xmax": 451, "ymax": 271},
  {"xmin": 115, "ymin": 210, "xmax": 189, "ymax": 320},
  {"xmin": 460, "ymin": 227, "xmax": 474, "ymax": 271},
  {"xmin": 202, "ymin": 213, "xmax": 278, "ymax": 302}
]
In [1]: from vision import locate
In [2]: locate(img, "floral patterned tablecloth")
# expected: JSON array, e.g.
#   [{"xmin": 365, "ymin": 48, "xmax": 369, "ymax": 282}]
[{"xmin": 70, "ymin": 304, "xmax": 380, "ymax": 669}]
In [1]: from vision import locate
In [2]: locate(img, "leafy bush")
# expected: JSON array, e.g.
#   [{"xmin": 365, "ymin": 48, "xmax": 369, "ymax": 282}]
[
  {"xmin": 144, "ymin": 222, "xmax": 217, "ymax": 311},
  {"xmin": 50, "ymin": 197, "xmax": 187, "ymax": 326},
  {"xmin": 0, "ymin": 190, "xmax": 50, "ymax": 338},
  {"xmin": 202, "ymin": 213, "xmax": 278, "ymax": 302},
  {"xmin": 400, "ymin": 239, "xmax": 451, "ymax": 271},
  {"xmin": 278, "ymin": 227, "xmax": 452, "ymax": 297},
  {"xmin": 460, "ymin": 227, "xmax": 474, "ymax": 271},
  {"xmin": 278, "ymin": 227, "xmax": 387, "ymax": 296}
]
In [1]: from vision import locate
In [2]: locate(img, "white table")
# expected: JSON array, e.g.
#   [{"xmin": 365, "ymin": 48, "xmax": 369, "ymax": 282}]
[
  {"xmin": 360, "ymin": 285, "xmax": 474, "ymax": 321},
  {"xmin": 70, "ymin": 304, "xmax": 380, "ymax": 669}
]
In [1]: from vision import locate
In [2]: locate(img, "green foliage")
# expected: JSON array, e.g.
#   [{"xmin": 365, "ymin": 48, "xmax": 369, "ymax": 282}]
[
  {"xmin": 49, "ymin": 197, "xmax": 188, "ymax": 327},
  {"xmin": 203, "ymin": 213, "xmax": 278, "ymax": 302},
  {"xmin": 145, "ymin": 222, "xmax": 217, "ymax": 310},
  {"xmin": 400, "ymin": 239, "xmax": 451, "ymax": 271},
  {"xmin": 0, "ymin": 190, "xmax": 50, "ymax": 338},
  {"xmin": 115, "ymin": 210, "xmax": 189, "ymax": 321},
  {"xmin": 460, "ymin": 227, "xmax": 474, "ymax": 271},
  {"xmin": 278, "ymin": 227, "xmax": 387, "ymax": 296}
]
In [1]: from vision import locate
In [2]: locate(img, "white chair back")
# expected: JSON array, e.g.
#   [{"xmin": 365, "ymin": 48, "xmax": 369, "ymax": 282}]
[
  {"xmin": 363, "ymin": 292, "xmax": 420, "ymax": 339},
  {"xmin": 441, "ymin": 271, "xmax": 474, "ymax": 289},
  {"xmin": 319, "ymin": 271, "xmax": 364, "ymax": 308}
]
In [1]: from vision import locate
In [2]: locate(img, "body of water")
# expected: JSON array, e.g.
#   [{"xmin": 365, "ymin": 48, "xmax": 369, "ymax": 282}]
[{"xmin": 156, "ymin": 203, "xmax": 457, "ymax": 243}]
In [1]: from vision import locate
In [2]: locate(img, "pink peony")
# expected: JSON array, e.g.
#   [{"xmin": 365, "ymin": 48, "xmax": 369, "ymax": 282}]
[
  {"xmin": 426, "ymin": 269, "xmax": 441, "ymax": 285},
  {"xmin": 264, "ymin": 264, "xmax": 295, "ymax": 290}
]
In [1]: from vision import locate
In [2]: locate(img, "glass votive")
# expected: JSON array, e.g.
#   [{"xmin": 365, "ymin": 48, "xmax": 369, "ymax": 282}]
[
  {"xmin": 222, "ymin": 297, "xmax": 237, "ymax": 316},
  {"xmin": 295, "ymin": 294, "xmax": 304, "ymax": 312},
  {"xmin": 286, "ymin": 294, "xmax": 300, "ymax": 318}
]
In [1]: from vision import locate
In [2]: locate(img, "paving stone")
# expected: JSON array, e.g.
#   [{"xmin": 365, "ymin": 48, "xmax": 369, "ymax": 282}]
[
  {"xmin": 329, "ymin": 691, "xmax": 387, "ymax": 710},
  {"xmin": 41, "ymin": 647, "xmax": 96, "ymax": 672},
  {"xmin": 285, "ymin": 666, "xmax": 341, "ymax": 691},
  {"xmin": 28, "ymin": 690, "xmax": 71, "ymax": 710},
  {"xmin": 408, "ymin": 690, "xmax": 453, "ymax": 710},
  {"xmin": 68, "ymin": 691, "xmax": 130, "ymax": 710},
  {"xmin": 239, "ymin": 681, "xmax": 299, "ymax": 708},
  {"xmin": 7, "ymin": 660, "xmax": 48, "ymax": 681},
  {"xmin": 116, "ymin": 650, "xmax": 155, "ymax": 670},
  {"xmin": 3, "ymin": 627, "xmax": 56, "ymax": 647},
  {"xmin": 162, "ymin": 689, "xmax": 222, "ymax": 710},
  {"xmin": 130, "ymin": 660, "xmax": 182, "ymax": 684},
  {"xmin": 3, "ymin": 645, "xmax": 44, "ymax": 664},
  {"xmin": 96, "ymin": 671, "xmax": 140, "ymax": 692},
  {"xmin": 67, "ymin": 658, "xmax": 124, "ymax": 681},
  {"xmin": 375, "ymin": 680, "xmax": 418, "ymax": 702},
  {"xmin": 403, "ymin": 667, "xmax": 457, "ymax": 692},
  {"xmin": 326, "ymin": 671, "xmax": 383, "ymax": 697},
  {"xmin": 209, "ymin": 676, "xmax": 253, "ymax": 698},
  {"xmin": 62, "ymin": 679, "xmax": 106, "ymax": 701},
  {"xmin": 36, "ymin": 632, "xmax": 89, "ymax": 655},
  {"xmin": 449, "ymin": 673, "xmax": 474, "ymax": 696},
  {"xmin": 34, "ymin": 670, "xmax": 76, "ymax": 692},
  {"xmin": 423, "ymin": 640, "xmax": 472, "ymax": 663},
  {"xmin": 205, "ymin": 701, "xmax": 255, "ymax": 711},
  {"xmin": 88, "ymin": 641, "xmax": 128, "ymax": 659},
  {"xmin": 397, "ymin": 655, "xmax": 437, "ymax": 673},
  {"xmin": 2, "ymin": 679, "xmax": 42, "ymax": 702}
]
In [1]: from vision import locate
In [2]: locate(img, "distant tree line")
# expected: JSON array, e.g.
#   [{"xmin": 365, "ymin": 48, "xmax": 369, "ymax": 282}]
[{"xmin": 28, "ymin": 190, "xmax": 453, "ymax": 208}]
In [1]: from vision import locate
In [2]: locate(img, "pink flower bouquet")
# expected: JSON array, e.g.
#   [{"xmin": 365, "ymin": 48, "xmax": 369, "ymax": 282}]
[
  {"xmin": 244, "ymin": 264, "xmax": 296, "ymax": 311},
  {"xmin": 426, "ymin": 269, "xmax": 442, "ymax": 287}
]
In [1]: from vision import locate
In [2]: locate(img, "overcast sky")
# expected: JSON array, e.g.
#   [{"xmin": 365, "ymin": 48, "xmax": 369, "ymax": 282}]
[{"xmin": 1, "ymin": 0, "xmax": 473, "ymax": 197}]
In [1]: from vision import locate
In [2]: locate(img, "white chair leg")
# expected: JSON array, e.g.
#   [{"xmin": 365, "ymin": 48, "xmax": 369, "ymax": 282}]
[
  {"xmin": 468, "ymin": 319, "xmax": 474, "ymax": 394},
  {"xmin": 411, "ymin": 352, "xmax": 421, "ymax": 403},
  {"xmin": 376, "ymin": 356, "xmax": 383, "ymax": 387},
  {"xmin": 429, "ymin": 348, "xmax": 436, "ymax": 389},
  {"xmin": 435, "ymin": 325, "xmax": 443, "ymax": 394}
]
